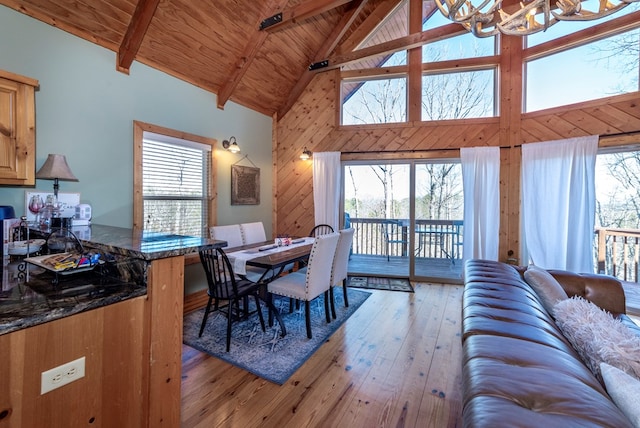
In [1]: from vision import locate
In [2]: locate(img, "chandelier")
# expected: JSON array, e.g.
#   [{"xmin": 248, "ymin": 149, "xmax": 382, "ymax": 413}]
[{"xmin": 434, "ymin": 0, "xmax": 639, "ymax": 37}]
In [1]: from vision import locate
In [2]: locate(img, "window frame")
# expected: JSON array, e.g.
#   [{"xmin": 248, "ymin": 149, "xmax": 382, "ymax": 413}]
[{"xmin": 133, "ymin": 120, "xmax": 216, "ymax": 235}]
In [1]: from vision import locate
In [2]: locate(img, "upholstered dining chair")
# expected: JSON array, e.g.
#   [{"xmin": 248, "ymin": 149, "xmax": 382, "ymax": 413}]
[
  {"xmin": 329, "ymin": 228, "xmax": 354, "ymax": 319},
  {"xmin": 308, "ymin": 224, "xmax": 334, "ymax": 237},
  {"xmin": 240, "ymin": 222, "xmax": 267, "ymax": 245},
  {"xmin": 267, "ymin": 232, "xmax": 340, "ymax": 339},
  {"xmin": 209, "ymin": 224, "xmax": 243, "ymax": 248},
  {"xmin": 199, "ymin": 247, "xmax": 266, "ymax": 352}
]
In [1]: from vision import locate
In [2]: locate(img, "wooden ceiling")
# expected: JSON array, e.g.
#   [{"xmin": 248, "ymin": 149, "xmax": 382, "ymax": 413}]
[{"xmin": 0, "ymin": 0, "xmax": 408, "ymax": 117}]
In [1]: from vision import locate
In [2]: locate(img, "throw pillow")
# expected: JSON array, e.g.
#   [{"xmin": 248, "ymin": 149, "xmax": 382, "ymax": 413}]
[
  {"xmin": 600, "ymin": 363, "xmax": 640, "ymax": 426},
  {"xmin": 554, "ymin": 296, "xmax": 640, "ymax": 382},
  {"xmin": 523, "ymin": 265, "xmax": 569, "ymax": 314}
]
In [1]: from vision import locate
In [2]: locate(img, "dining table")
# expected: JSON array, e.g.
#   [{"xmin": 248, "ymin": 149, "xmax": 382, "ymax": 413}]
[{"xmin": 225, "ymin": 237, "xmax": 315, "ymax": 337}]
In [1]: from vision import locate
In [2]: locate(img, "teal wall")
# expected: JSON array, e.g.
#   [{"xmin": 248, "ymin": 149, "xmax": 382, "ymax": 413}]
[
  {"xmin": 0, "ymin": 5, "xmax": 273, "ymax": 232},
  {"xmin": 0, "ymin": 6, "xmax": 274, "ymax": 294}
]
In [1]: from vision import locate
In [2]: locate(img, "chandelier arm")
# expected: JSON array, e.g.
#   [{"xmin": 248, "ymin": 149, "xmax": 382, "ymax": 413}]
[
  {"xmin": 453, "ymin": 0, "xmax": 502, "ymax": 23},
  {"xmin": 552, "ymin": 2, "xmax": 630, "ymax": 20}
]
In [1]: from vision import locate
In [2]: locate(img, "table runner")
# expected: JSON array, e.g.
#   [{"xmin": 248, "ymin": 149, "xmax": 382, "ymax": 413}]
[{"xmin": 227, "ymin": 237, "xmax": 315, "ymax": 275}]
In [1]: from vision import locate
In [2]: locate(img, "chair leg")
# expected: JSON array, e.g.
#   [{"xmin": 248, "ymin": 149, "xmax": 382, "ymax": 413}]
[
  {"xmin": 342, "ymin": 278, "xmax": 349, "ymax": 307},
  {"xmin": 329, "ymin": 287, "xmax": 337, "ymax": 319},
  {"xmin": 226, "ymin": 305, "xmax": 233, "ymax": 352},
  {"xmin": 305, "ymin": 301, "xmax": 312, "ymax": 339},
  {"xmin": 199, "ymin": 297, "xmax": 213, "ymax": 337},
  {"xmin": 324, "ymin": 291, "xmax": 331, "ymax": 323},
  {"xmin": 254, "ymin": 294, "xmax": 266, "ymax": 332}
]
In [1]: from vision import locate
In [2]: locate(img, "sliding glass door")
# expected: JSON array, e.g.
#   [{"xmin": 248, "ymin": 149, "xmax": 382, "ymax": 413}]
[{"xmin": 343, "ymin": 159, "xmax": 463, "ymax": 282}]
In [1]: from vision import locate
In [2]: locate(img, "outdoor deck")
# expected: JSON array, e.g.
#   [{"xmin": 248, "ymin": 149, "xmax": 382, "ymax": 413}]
[{"xmin": 347, "ymin": 254, "xmax": 463, "ymax": 282}]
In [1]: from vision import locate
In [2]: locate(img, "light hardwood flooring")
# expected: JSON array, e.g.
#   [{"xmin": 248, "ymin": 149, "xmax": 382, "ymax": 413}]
[{"xmin": 181, "ymin": 283, "xmax": 464, "ymax": 428}]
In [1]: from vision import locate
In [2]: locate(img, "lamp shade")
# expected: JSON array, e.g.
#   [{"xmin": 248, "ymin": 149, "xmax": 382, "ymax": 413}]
[{"xmin": 36, "ymin": 154, "xmax": 78, "ymax": 181}]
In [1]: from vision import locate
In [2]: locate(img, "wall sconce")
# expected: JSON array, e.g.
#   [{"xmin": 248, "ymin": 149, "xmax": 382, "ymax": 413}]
[
  {"xmin": 222, "ymin": 136, "xmax": 241, "ymax": 154},
  {"xmin": 36, "ymin": 154, "xmax": 78, "ymax": 199},
  {"xmin": 300, "ymin": 147, "xmax": 312, "ymax": 161}
]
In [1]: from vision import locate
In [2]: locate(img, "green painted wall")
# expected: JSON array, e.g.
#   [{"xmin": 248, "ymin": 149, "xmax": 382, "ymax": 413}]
[{"xmin": 0, "ymin": 6, "xmax": 274, "ymax": 294}]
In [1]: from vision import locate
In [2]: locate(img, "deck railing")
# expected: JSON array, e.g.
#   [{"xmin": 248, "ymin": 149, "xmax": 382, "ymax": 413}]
[
  {"xmin": 595, "ymin": 228, "xmax": 640, "ymax": 282},
  {"xmin": 347, "ymin": 218, "xmax": 463, "ymax": 262}
]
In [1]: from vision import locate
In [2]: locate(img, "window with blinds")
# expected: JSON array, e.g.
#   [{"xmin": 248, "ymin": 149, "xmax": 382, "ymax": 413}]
[{"xmin": 142, "ymin": 132, "xmax": 211, "ymax": 237}]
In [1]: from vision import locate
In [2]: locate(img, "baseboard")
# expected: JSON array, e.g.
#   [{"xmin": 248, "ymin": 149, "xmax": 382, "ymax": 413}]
[{"xmin": 184, "ymin": 289, "xmax": 209, "ymax": 315}]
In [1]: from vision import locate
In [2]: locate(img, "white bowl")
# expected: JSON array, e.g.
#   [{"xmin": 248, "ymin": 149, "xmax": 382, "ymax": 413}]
[{"xmin": 8, "ymin": 239, "xmax": 46, "ymax": 256}]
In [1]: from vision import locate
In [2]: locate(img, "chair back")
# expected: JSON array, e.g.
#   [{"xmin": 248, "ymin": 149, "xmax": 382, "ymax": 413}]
[
  {"xmin": 309, "ymin": 224, "xmax": 335, "ymax": 237},
  {"xmin": 331, "ymin": 228, "xmax": 354, "ymax": 285},
  {"xmin": 199, "ymin": 247, "xmax": 240, "ymax": 300},
  {"xmin": 209, "ymin": 224, "xmax": 244, "ymax": 248},
  {"xmin": 304, "ymin": 232, "xmax": 340, "ymax": 300},
  {"xmin": 240, "ymin": 222, "xmax": 266, "ymax": 245}
]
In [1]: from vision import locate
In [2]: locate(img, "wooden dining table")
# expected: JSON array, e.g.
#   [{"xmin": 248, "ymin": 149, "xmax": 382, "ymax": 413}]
[{"xmin": 225, "ymin": 238, "xmax": 315, "ymax": 337}]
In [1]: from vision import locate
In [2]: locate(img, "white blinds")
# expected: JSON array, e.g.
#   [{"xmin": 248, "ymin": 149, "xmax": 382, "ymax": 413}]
[{"xmin": 142, "ymin": 135, "xmax": 211, "ymax": 237}]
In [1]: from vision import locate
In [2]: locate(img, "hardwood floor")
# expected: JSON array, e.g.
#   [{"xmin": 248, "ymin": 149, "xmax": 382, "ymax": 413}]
[{"xmin": 181, "ymin": 283, "xmax": 464, "ymax": 428}]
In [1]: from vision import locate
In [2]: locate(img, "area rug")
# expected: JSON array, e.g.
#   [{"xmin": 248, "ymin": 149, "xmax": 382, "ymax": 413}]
[
  {"xmin": 183, "ymin": 288, "xmax": 371, "ymax": 385},
  {"xmin": 347, "ymin": 276, "xmax": 414, "ymax": 293}
]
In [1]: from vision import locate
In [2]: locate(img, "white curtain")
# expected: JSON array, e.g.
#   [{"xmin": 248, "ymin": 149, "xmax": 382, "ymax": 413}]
[
  {"xmin": 461, "ymin": 146, "xmax": 500, "ymax": 261},
  {"xmin": 313, "ymin": 151, "xmax": 341, "ymax": 231},
  {"xmin": 521, "ymin": 135, "xmax": 598, "ymax": 272}
]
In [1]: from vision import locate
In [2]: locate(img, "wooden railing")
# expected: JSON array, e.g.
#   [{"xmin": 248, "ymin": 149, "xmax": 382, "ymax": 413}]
[
  {"xmin": 595, "ymin": 228, "xmax": 640, "ymax": 282},
  {"xmin": 347, "ymin": 218, "xmax": 463, "ymax": 261}
]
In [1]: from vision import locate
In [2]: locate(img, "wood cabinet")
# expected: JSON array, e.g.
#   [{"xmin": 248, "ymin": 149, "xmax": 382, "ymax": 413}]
[{"xmin": 0, "ymin": 70, "xmax": 38, "ymax": 186}]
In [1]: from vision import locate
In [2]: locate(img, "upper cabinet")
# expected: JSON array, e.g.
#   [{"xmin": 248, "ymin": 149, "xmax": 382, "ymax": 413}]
[{"xmin": 0, "ymin": 69, "xmax": 38, "ymax": 186}]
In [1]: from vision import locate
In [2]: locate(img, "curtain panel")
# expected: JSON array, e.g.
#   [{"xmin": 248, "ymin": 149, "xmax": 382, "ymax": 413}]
[
  {"xmin": 521, "ymin": 135, "xmax": 598, "ymax": 272},
  {"xmin": 461, "ymin": 146, "xmax": 500, "ymax": 261},
  {"xmin": 313, "ymin": 152, "xmax": 341, "ymax": 231}
]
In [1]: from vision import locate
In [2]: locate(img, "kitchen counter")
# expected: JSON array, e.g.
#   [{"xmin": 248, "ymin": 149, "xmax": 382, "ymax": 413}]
[{"xmin": 0, "ymin": 224, "xmax": 224, "ymax": 336}]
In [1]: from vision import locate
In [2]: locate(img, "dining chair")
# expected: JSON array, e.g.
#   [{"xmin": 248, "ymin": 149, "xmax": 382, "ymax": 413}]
[
  {"xmin": 240, "ymin": 222, "xmax": 267, "ymax": 245},
  {"xmin": 329, "ymin": 228, "xmax": 354, "ymax": 319},
  {"xmin": 382, "ymin": 220, "xmax": 408, "ymax": 261},
  {"xmin": 209, "ymin": 224, "xmax": 244, "ymax": 248},
  {"xmin": 267, "ymin": 232, "xmax": 340, "ymax": 339},
  {"xmin": 308, "ymin": 224, "xmax": 334, "ymax": 237},
  {"xmin": 199, "ymin": 247, "xmax": 266, "ymax": 352}
]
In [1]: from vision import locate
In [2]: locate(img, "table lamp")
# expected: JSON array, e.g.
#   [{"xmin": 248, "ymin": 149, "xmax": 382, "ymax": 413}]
[{"xmin": 35, "ymin": 154, "xmax": 78, "ymax": 199}]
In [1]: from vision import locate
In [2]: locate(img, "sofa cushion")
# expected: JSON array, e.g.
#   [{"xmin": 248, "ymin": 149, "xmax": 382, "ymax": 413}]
[
  {"xmin": 524, "ymin": 265, "xmax": 568, "ymax": 314},
  {"xmin": 554, "ymin": 296, "xmax": 640, "ymax": 382},
  {"xmin": 601, "ymin": 363, "xmax": 640, "ymax": 427}
]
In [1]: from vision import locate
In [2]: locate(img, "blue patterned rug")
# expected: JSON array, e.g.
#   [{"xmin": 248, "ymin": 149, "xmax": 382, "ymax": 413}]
[{"xmin": 183, "ymin": 288, "xmax": 371, "ymax": 385}]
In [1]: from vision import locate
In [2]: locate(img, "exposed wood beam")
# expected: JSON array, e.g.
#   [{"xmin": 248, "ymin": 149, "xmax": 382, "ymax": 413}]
[
  {"xmin": 337, "ymin": 0, "xmax": 403, "ymax": 54},
  {"xmin": 217, "ymin": 0, "xmax": 289, "ymax": 110},
  {"xmin": 312, "ymin": 23, "xmax": 466, "ymax": 72},
  {"xmin": 278, "ymin": 0, "xmax": 368, "ymax": 118},
  {"xmin": 116, "ymin": 0, "xmax": 161, "ymax": 74},
  {"xmin": 260, "ymin": 0, "xmax": 354, "ymax": 31}
]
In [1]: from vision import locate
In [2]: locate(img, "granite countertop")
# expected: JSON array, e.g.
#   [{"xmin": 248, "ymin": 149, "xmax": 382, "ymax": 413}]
[
  {"xmin": 1, "ymin": 224, "xmax": 226, "ymax": 336},
  {"xmin": 31, "ymin": 224, "xmax": 225, "ymax": 261},
  {"xmin": 0, "ymin": 259, "xmax": 145, "ymax": 336}
]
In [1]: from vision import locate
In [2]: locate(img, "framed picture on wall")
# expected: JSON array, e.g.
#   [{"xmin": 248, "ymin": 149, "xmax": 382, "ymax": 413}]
[{"xmin": 231, "ymin": 165, "xmax": 260, "ymax": 205}]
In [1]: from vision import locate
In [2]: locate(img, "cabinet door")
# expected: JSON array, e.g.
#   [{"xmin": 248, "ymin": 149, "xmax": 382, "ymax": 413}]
[{"xmin": 0, "ymin": 75, "xmax": 35, "ymax": 185}]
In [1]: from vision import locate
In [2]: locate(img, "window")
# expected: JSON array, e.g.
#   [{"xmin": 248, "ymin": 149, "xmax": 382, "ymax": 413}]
[
  {"xmin": 525, "ymin": 27, "xmax": 640, "ymax": 112},
  {"xmin": 133, "ymin": 121, "xmax": 215, "ymax": 237},
  {"xmin": 422, "ymin": 69, "xmax": 496, "ymax": 120}
]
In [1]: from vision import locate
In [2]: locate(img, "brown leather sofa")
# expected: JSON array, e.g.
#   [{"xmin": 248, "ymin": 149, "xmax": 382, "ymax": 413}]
[{"xmin": 462, "ymin": 259, "xmax": 636, "ymax": 428}]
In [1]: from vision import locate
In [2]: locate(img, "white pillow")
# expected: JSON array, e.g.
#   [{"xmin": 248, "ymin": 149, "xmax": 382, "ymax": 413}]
[
  {"xmin": 553, "ymin": 296, "xmax": 640, "ymax": 382},
  {"xmin": 600, "ymin": 362, "xmax": 640, "ymax": 426},
  {"xmin": 524, "ymin": 265, "xmax": 569, "ymax": 314}
]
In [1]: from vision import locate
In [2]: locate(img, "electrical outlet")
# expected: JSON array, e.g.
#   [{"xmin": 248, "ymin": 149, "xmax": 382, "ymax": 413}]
[{"xmin": 40, "ymin": 356, "xmax": 85, "ymax": 395}]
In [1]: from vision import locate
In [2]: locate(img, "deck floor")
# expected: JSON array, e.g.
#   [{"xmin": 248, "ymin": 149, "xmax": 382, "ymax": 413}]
[
  {"xmin": 348, "ymin": 254, "xmax": 640, "ymax": 316},
  {"xmin": 347, "ymin": 254, "xmax": 463, "ymax": 283}
]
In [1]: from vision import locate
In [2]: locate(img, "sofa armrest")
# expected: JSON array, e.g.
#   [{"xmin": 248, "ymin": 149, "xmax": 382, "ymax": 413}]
[{"xmin": 548, "ymin": 270, "xmax": 626, "ymax": 316}]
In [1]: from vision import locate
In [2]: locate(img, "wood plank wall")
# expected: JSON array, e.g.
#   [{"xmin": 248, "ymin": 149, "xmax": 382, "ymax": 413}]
[{"xmin": 275, "ymin": 60, "xmax": 640, "ymax": 265}]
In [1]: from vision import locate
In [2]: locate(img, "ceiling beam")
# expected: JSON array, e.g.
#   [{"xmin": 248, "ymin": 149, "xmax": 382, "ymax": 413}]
[
  {"xmin": 311, "ymin": 23, "xmax": 466, "ymax": 72},
  {"xmin": 116, "ymin": 0, "xmax": 161, "ymax": 74},
  {"xmin": 278, "ymin": 0, "xmax": 369, "ymax": 118},
  {"xmin": 217, "ymin": 0, "xmax": 290, "ymax": 110},
  {"xmin": 260, "ymin": 0, "xmax": 355, "ymax": 31},
  {"xmin": 336, "ymin": 0, "xmax": 403, "ymax": 55}
]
